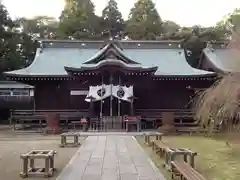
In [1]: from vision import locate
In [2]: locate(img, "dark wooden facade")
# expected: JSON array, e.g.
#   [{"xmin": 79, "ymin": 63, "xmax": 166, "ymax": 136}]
[
  {"xmin": 4, "ymin": 40, "xmax": 216, "ymax": 117},
  {"xmin": 22, "ymin": 78, "xmax": 213, "ymax": 111}
]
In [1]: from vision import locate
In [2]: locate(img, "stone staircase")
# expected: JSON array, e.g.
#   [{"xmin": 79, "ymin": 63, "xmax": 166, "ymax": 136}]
[{"xmin": 103, "ymin": 116, "xmax": 123, "ymax": 130}]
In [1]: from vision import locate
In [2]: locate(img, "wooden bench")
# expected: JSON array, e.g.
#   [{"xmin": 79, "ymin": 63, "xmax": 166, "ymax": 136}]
[
  {"xmin": 11, "ymin": 109, "xmax": 89, "ymax": 130},
  {"xmin": 176, "ymin": 127, "xmax": 220, "ymax": 135},
  {"xmin": 151, "ymin": 140, "xmax": 169, "ymax": 158},
  {"xmin": 171, "ymin": 160, "xmax": 206, "ymax": 180},
  {"xmin": 176, "ymin": 127, "xmax": 200, "ymax": 135},
  {"xmin": 13, "ymin": 115, "xmax": 46, "ymax": 131},
  {"xmin": 144, "ymin": 132, "xmax": 163, "ymax": 145},
  {"xmin": 165, "ymin": 148, "xmax": 197, "ymax": 170}
]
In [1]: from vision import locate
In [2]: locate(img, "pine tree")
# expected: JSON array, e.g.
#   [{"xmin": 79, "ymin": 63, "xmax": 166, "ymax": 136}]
[
  {"xmin": 0, "ymin": 3, "xmax": 22, "ymax": 74},
  {"xmin": 101, "ymin": 0, "xmax": 125, "ymax": 39},
  {"xmin": 0, "ymin": 3, "xmax": 36, "ymax": 76},
  {"xmin": 126, "ymin": 0, "xmax": 163, "ymax": 40},
  {"xmin": 58, "ymin": 0, "xmax": 101, "ymax": 39}
]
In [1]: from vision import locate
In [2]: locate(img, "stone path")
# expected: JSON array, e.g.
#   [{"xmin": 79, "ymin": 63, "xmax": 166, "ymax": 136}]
[{"xmin": 56, "ymin": 136, "xmax": 166, "ymax": 180}]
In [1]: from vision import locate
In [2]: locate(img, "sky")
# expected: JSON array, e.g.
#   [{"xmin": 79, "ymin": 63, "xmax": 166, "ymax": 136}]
[{"xmin": 2, "ymin": 0, "xmax": 240, "ymax": 27}]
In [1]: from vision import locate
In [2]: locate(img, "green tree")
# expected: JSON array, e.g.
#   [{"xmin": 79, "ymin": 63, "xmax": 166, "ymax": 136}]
[
  {"xmin": 222, "ymin": 8, "xmax": 240, "ymax": 29},
  {"xmin": 211, "ymin": 8, "xmax": 240, "ymax": 41},
  {"xmin": 18, "ymin": 32, "xmax": 38, "ymax": 66},
  {"xmin": 0, "ymin": 2, "xmax": 37, "ymax": 78},
  {"xmin": 126, "ymin": 0, "xmax": 163, "ymax": 40},
  {"xmin": 58, "ymin": 0, "xmax": 101, "ymax": 39},
  {"xmin": 162, "ymin": 20, "xmax": 180, "ymax": 34},
  {"xmin": 0, "ymin": 3, "xmax": 23, "ymax": 74},
  {"xmin": 101, "ymin": 0, "xmax": 125, "ymax": 39},
  {"xmin": 15, "ymin": 16, "xmax": 58, "ymax": 39}
]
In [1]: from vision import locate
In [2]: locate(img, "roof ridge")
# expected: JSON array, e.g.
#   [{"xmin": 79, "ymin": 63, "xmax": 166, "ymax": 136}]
[
  {"xmin": 83, "ymin": 42, "xmax": 139, "ymax": 64},
  {"xmin": 39, "ymin": 39, "xmax": 184, "ymax": 43}
]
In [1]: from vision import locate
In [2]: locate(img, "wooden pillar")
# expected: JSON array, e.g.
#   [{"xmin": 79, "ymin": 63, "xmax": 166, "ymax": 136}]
[
  {"xmin": 118, "ymin": 76, "xmax": 121, "ymax": 117},
  {"xmin": 100, "ymin": 75, "xmax": 103, "ymax": 119},
  {"xmin": 109, "ymin": 74, "xmax": 113, "ymax": 129},
  {"xmin": 90, "ymin": 98, "xmax": 93, "ymax": 115},
  {"xmin": 130, "ymin": 100, "xmax": 134, "ymax": 115}
]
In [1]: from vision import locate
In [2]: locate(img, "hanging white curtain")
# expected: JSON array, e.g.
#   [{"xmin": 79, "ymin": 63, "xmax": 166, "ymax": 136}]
[
  {"xmin": 85, "ymin": 84, "xmax": 111, "ymax": 102},
  {"xmin": 112, "ymin": 85, "xmax": 133, "ymax": 102},
  {"xmin": 85, "ymin": 84, "xmax": 133, "ymax": 102}
]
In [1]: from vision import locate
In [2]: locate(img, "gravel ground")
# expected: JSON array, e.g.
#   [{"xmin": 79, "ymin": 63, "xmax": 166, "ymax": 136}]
[{"xmin": 0, "ymin": 131, "xmax": 83, "ymax": 180}]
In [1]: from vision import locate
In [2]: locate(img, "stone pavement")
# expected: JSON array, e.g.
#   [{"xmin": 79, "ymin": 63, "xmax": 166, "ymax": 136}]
[{"xmin": 56, "ymin": 136, "xmax": 166, "ymax": 180}]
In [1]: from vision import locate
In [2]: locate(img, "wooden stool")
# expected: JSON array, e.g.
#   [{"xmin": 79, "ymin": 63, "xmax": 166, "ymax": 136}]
[
  {"xmin": 60, "ymin": 132, "xmax": 81, "ymax": 147},
  {"xmin": 20, "ymin": 150, "xmax": 56, "ymax": 178}
]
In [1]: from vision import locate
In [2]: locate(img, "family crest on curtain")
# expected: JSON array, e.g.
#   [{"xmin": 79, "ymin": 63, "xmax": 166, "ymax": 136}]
[{"xmin": 85, "ymin": 85, "xmax": 133, "ymax": 102}]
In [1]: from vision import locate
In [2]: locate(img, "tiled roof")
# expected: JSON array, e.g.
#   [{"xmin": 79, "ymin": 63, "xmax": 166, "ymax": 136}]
[
  {"xmin": 4, "ymin": 40, "xmax": 214, "ymax": 77},
  {"xmin": 123, "ymin": 48, "xmax": 213, "ymax": 76},
  {"xmin": 0, "ymin": 81, "xmax": 34, "ymax": 89},
  {"xmin": 65, "ymin": 59, "xmax": 158, "ymax": 73},
  {"xmin": 203, "ymin": 47, "xmax": 240, "ymax": 72}
]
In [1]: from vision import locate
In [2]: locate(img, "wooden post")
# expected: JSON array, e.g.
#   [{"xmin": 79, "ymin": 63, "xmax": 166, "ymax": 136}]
[
  {"xmin": 169, "ymin": 152, "xmax": 176, "ymax": 170},
  {"xmin": 183, "ymin": 154, "xmax": 188, "ymax": 163},
  {"xmin": 152, "ymin": 140, "xmax": 155, "ymax": 151},
  {"xmin": 21, "ymin": 157, "xmax": 28, "ymax": 178},
  {"xmin": 30, "ymin": 158, "xmax": 34, "ymax": 169},
  {"xmin": 190, "ymin": 153, "xmax": 196, "ymax": 168},
  {"xmin": 60, "ymin": 135, "xmax": 64, "ymax": 147},
  {"xmin": 50, "ymin": 156, "xmax": 54, "ymax": 170},
  {"xmin": 164, "ymin": 151, "xmax": 169, "ymax": 168},
  {"xmin": 44, "ymin": 158, "xmax": 50, "ymax": 177},
  {"xmin": 144, "ymin": 134, "xmax": 147, "ymax": 143},
  {"xmin": 74, "ymin": 135, "xmax": 78, "ymax": 145},
  {"xmin": 147, "ymin": 135, "xmax": 150, "ymax": 145}
]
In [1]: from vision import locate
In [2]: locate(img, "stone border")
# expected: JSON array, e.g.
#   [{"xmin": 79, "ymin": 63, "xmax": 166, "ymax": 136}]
[
  {"xmin": 55, "ymin": 138, "xmax": 87, "ymax": 180},
  {"xmin": 132, "ymin": 136, "xmax": 166, "ymax": 180}
]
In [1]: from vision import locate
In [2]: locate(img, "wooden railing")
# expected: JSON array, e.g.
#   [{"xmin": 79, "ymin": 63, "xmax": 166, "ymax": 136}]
[
  {"xmin": 136, "ymin": 109, "xmax": 193, "ymax": 118},
  {"xmin": 11, "ymin": 109, "xmax": 89, "ymax": 128},
  {"xmin": 135, "ymin": 109, "xmax": 196, "ymax": 127}
]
